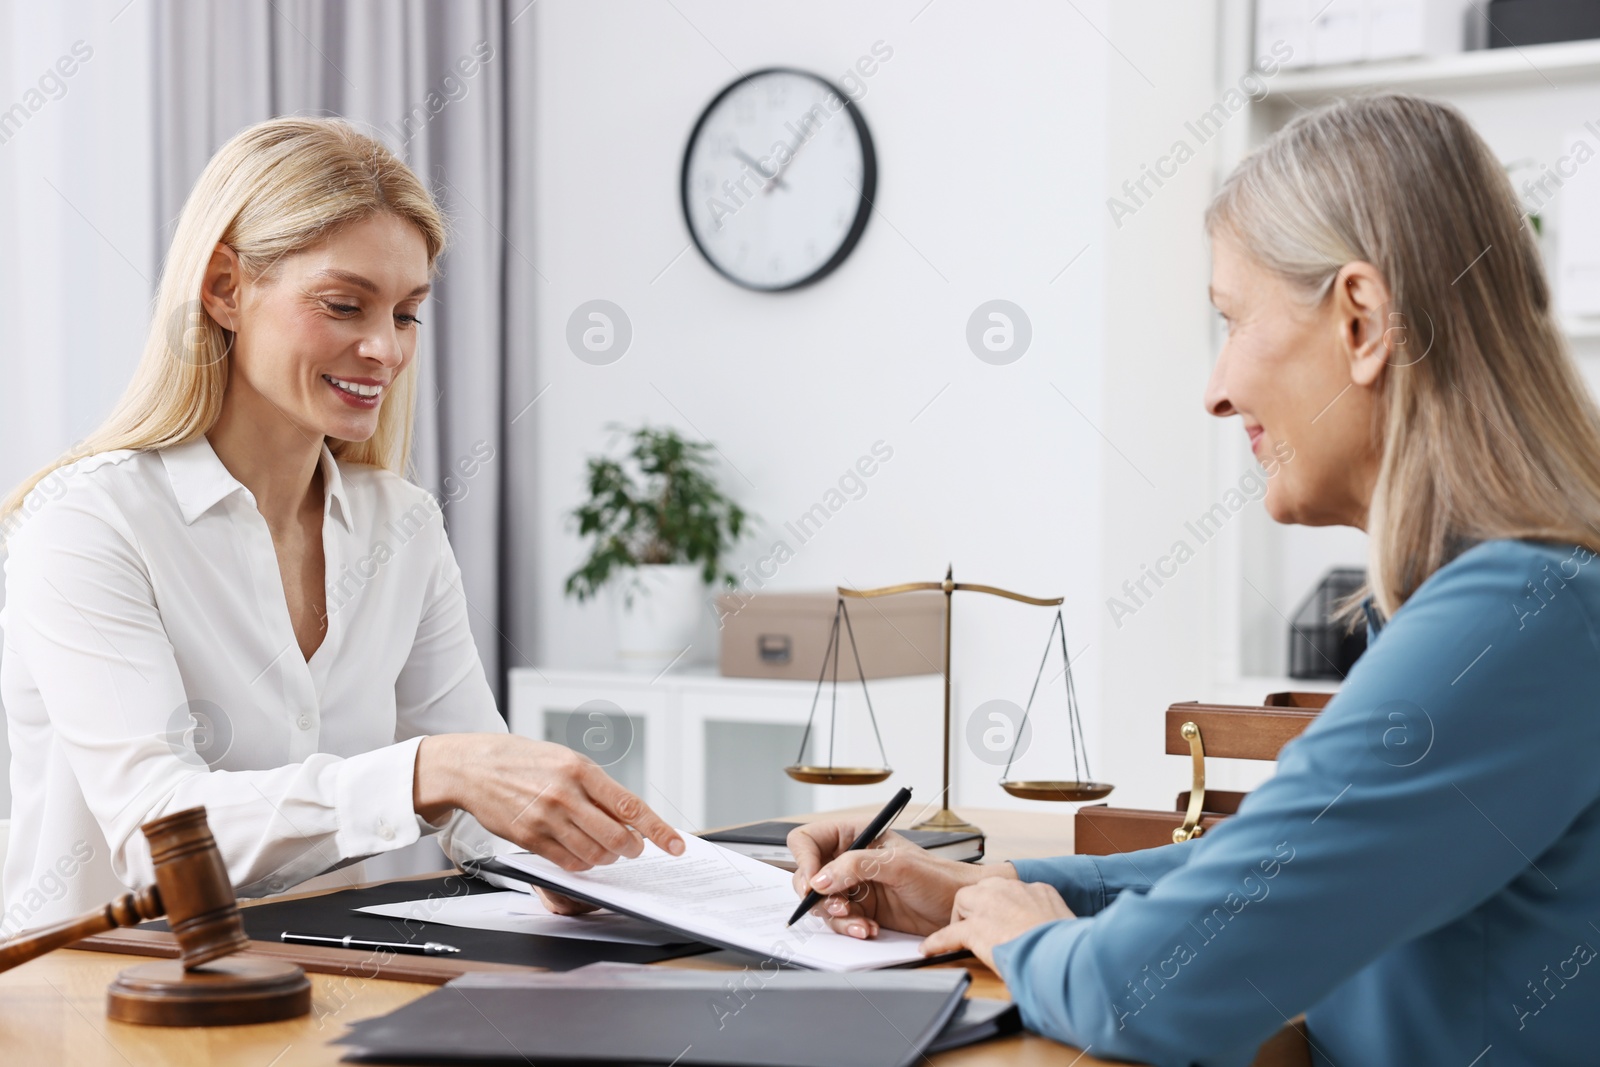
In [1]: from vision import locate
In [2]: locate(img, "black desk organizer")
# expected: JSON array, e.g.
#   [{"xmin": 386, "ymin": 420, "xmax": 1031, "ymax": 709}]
[{"xmin": 141, "ymin": 873, "xmax": 714, "ymax": 972}]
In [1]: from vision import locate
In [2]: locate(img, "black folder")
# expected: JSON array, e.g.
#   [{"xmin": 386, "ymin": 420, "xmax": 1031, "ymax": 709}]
[
  {"xmin": 140, "ymin": 874, "xmax": 714, "ymax": 971},
  {"xmin": 334, "ymin": 965, "xmax": 972, "ymax": 1067}
]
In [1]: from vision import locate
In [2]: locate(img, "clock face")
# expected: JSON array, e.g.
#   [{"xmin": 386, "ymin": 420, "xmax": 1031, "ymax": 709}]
[{"xmin": 681, "ymin": 68, "xmax": 876, "ymax": 291}]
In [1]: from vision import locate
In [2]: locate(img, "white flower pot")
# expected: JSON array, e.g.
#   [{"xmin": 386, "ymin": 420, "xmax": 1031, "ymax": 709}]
[{"xmin": 610, "ymin": 563, "xmax": 706, "ymax": 674}]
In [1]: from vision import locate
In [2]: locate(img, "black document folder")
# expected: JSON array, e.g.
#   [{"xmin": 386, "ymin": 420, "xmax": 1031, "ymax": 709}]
[
  {"xmin": 927, "ymin": 997, "xmax": 1023, "ymax": 1053},
  {"xmin": 334, "ymin": 964, "xmax": 972, "ymax": 1067},
  {"xmin": 140, "ymin": 874, "xmax": 714, "ymax": 971}
]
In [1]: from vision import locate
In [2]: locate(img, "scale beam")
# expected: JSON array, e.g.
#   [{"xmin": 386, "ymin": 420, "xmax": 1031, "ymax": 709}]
[
  {"xmin": 821, "ymin": 565, "xmax": 1098, "ymax": 836},
  {"xmin": 839, "ymin": 581, "xmax": 1064, "ymax": 608}
]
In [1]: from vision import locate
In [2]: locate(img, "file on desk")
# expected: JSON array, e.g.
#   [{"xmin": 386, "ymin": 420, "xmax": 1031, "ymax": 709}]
[
  {"xmin": 334, "ymin": 964, "xmax": 972, "ymax": 1067},
  {"xmin": 477, "ymin": 830, "xmax": 936, "ymax": 971}
]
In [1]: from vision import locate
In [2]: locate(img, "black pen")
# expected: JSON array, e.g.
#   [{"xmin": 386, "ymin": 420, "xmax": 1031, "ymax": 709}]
[
  {"xmin": 280, "ymin": 931, "xmax": 460, "ymax": 956},
  {"xmin": 787, "ymin": 786, "xmax": 913, "ymax": 927}
]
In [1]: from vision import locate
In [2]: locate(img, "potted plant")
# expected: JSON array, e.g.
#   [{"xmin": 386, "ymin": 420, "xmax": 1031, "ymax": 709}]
[{"xmin": 565, "ymin": 424, "xmax": 749, "ymax": 672}]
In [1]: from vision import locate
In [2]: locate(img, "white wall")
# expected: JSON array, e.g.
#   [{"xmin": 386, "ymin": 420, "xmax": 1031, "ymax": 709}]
[
  {"xmin": 527, "ymin": 0, "xmax": 1116, "ymax": 821},
  {"xmin": 1095, "ymin": 1, "xmax": 1241, "ymax": 809}
]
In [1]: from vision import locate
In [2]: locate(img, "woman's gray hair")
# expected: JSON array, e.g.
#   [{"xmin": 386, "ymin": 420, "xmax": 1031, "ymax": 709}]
[{"xmin": 1208, "ymin": 93, "xmax": 1600, "ymax": 618}]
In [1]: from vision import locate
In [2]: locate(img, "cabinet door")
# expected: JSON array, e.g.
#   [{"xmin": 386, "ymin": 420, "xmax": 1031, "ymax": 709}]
[
  {"xmin": 700, "ymin": 719, "xmax": 812, "ymax": 830},
  {"xmin": 507, "ymin": 674, "xmax": 675, "ymax": 820}
]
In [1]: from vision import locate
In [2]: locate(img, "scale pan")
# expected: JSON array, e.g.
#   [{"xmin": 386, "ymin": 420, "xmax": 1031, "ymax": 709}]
[
  {"xmin": 1000, "ymin": 779, "xmax": 1114, "ymax": 802},
  {"xmin": 784, "ymin": 765, "xmax": 893, "ymax": 786}
]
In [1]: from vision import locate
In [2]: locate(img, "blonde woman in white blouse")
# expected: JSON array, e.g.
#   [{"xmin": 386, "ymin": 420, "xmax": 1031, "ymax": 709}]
[{"xmin": 0, "ymin": 117, "xmax": 681, "ymax": 932}]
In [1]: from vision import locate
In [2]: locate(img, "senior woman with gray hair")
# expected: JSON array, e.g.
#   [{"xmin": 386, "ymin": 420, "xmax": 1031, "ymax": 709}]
[{"xmin": 792, "ymin": 94, "xmax": 1600, "ymax": 1066}]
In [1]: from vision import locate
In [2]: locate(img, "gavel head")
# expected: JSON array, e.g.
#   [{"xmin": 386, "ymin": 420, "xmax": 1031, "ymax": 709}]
[{"xmin": 141, "ymin": 807, "xmax": 250, "ymax": 969}]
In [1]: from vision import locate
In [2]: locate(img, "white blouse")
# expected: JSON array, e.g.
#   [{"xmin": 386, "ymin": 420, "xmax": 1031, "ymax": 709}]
[{"xmin": 0, "ymin": 435, "xmax": 512, "ymax": 931}]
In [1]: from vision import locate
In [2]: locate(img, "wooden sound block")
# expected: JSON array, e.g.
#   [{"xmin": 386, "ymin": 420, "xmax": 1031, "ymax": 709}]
[{"xmin": 106, "ymin": 956, "xmax": 311, "ymax": 1026}]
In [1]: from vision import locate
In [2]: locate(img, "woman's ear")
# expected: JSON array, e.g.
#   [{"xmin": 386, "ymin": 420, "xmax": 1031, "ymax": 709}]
[
  {"xmin": 199, "ymin": 243, "xmax": 244, "ymax": 331},
  {"xmin": 1333, "ymin": 261, "xmax": 1393, "ymax": 389}
]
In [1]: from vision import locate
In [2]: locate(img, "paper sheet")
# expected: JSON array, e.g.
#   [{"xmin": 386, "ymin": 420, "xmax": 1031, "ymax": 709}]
[
  {"xmin": 356, "ymin": 890, "xmax": 686, "ymax": 946},
  {"xmin": 494, "ymin": 831, "xmax": 931, "ymax": 972}
]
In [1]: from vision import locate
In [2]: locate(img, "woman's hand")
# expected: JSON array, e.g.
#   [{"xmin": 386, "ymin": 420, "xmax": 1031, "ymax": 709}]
[
  {"xmin": 414, "ymin": 734, "xmax": 683, "ymax": 886},
  {"xmin": 920, "ymin": 878, "xmax": 1076, "ymax": 971},
  {"xmin": 787, "ymin": 819, "xmax": 1017, "ymax": 939},
  {"xmin": 534, "ymin": 887, "xmax": 600, "ymax": 916}
]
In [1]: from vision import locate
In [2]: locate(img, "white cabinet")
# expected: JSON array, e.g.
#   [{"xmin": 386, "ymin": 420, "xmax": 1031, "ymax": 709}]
[{"xmin": 507, "ymin": 667, "xmax": 946, "ymax": 831}]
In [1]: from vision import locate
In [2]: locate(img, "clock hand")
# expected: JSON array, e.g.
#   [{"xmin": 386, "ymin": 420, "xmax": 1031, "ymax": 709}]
[
  {"xmin": 764, "ymin": 124, "xmax": 818, "ymax": 192},
  {"xmin": 732, "ymin": 146, "xmax": 786, "ymax": 191}
]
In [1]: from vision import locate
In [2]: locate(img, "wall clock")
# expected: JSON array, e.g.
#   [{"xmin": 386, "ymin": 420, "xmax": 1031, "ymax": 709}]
[{"xmin": 681, "ymin": 67, "xmax": 876, "ymax": 292}]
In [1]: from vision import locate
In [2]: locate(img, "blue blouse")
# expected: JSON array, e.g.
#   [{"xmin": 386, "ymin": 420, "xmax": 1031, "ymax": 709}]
[{"xmin": 992, "ymin": 539, "xmax": 1600, "ymax": 1066}]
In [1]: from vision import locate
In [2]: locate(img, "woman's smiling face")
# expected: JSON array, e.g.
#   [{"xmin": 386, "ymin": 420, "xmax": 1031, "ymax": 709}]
[
  {"xmin": 202, "ymin": 211, "xmax": 431, "ymax": 444},
  {"xmin": 1203, "ymin": 232, "xmax": 1389, "ymax": 530}
]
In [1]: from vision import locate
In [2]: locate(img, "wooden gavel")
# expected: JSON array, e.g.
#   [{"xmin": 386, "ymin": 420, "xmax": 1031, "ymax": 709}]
[{"xmin": 0, "ymin": 806, "xmax": 310, "ymax": 1025}]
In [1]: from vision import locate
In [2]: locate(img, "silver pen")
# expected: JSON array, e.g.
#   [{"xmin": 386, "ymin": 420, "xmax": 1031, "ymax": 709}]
[{"xmin": 280, "ymin": 931, "xmax": 461, "ymax": 956}]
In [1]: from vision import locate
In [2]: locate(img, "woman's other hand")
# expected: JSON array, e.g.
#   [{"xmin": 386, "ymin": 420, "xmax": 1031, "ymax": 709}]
[
  {"xmin": 921, "ymin": 878, "xmax": 1076, "ymax": 970},
  {"xmin": 534, "ymin": 888, "xmax": 599, "ymax": 916}
]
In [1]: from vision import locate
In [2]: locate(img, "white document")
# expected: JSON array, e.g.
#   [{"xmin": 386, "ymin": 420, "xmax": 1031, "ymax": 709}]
[
  {"xmin": 494, "ymin": 831, "xmax": 932, "ymax": 972},
  {"xmin": 356, "ymin": 890, "xmax": 685, "ymax": 946}
]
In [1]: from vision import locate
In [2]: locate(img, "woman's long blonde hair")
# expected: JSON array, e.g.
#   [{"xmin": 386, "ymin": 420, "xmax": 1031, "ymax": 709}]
[
  {"xmin": 0, "ymin": 116, "xmax": 446, "ymax": 537},
  {"xmin": 1207, "ymin": 93, "xmax": 1600, "ymax": 619}
]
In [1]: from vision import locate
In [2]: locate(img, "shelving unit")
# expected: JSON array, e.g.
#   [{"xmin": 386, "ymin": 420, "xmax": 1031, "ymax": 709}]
[
  {"xmin": 1270, "ymin": 37, "xmax": 1600, "ymax": 100},
  {"xmin": 1563, "ymin": 317, "xmax": 1600, "ymax": 340},
  {"xmin": 1208, "ymin": 8, "xmax": 1600, "ymax": 692}
]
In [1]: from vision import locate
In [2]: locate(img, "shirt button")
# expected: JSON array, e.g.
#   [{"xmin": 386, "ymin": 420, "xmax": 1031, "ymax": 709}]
[
  {"xmin": 269, "ymin": 880, "xmax": 285, "ymax": 892},
  {"xmin": 297, "ymin": 715, "xmax": 312, "ymax": 730},
  {"xmin": 378, "ymin": 823, "xmax": 395, "ymax": 841}
]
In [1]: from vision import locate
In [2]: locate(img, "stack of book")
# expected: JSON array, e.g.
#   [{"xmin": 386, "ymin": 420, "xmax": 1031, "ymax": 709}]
[{"xmin": 700, "ymin": 820, "xmax": 984, "ymax": 871}]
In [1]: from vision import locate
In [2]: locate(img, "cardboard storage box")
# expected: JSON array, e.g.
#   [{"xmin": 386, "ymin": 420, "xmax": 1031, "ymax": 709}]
[{"xmin": 716, "ymin": 590, "xmax": 944, "ymax": 681}]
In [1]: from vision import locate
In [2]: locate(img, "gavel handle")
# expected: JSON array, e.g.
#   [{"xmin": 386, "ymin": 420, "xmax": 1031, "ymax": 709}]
[{"xmin": 0, "ymin": 885, "xmax": 164, "ymax": 974}]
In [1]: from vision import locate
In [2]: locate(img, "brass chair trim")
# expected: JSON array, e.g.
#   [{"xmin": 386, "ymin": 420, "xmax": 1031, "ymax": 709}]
[{"xmin": 1173, "ymin": 721, "xmax": 1207, "ymax": 843}]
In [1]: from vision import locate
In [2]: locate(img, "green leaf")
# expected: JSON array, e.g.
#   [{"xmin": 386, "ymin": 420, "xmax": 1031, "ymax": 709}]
[{"xmin": 563, "ymin": 424, "xmax": 756, "ymax": 599}]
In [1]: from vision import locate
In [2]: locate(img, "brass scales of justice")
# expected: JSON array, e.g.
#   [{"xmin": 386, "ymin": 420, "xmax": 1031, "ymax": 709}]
[{"xmin": 785, "ymin": 565, "xmax": 1113, "ymax": 834}]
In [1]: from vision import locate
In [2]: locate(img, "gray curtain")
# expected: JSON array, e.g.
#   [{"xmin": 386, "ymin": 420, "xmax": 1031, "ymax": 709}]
[{"xmin": 150, "ymin": 0, "xmax": 540, "ymax": 710}]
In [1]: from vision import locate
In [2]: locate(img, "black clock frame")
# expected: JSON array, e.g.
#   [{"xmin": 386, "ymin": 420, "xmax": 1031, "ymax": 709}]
[{"xmin": 679, "ymin": 67, "xmax": 877, "ymax": 293}]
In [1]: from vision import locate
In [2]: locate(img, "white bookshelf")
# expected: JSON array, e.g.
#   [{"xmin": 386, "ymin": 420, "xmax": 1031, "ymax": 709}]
[
  {"xmin": 1563, "ymin": 316, "xmax": 1600, "ymax": 340},
  {"xmin": 1270, "ymin": 37, "xmax": 1600, "ymax": 100},
  {"xmin": 1209, "ymin": 7, "xmax": 1600, "ymax": 693}
]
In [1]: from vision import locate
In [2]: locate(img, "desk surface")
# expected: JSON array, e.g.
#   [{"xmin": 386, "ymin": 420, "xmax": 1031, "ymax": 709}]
[{"xmin": 0, "ymin": 807, "xmax": 1306, "ymax": 1066}]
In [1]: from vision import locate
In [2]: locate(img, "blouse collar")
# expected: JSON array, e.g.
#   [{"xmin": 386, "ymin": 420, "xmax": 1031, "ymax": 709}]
[{"xmin": 160, "ymin": 434, "xmax": 352, "ymax": 532}]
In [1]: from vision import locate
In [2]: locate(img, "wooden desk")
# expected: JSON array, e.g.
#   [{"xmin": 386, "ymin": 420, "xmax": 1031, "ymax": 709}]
[{"xmin": 0, "ymin": 808, "xmax": 1308, "ymax": 1066}]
